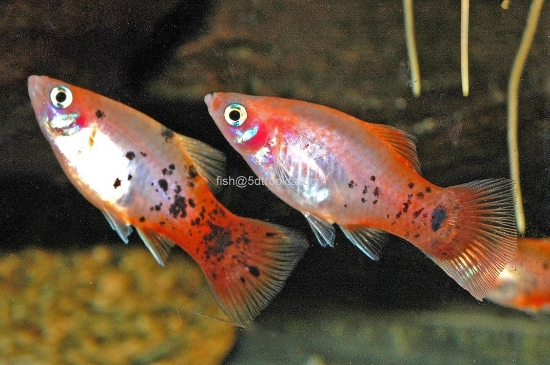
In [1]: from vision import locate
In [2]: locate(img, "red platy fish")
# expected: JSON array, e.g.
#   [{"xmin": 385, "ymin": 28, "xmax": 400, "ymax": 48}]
[
  {"xmin": 205, "ymin": 92, "xmax": 517, "ymax": 300},
  {"xmin": 28, "ymin": 76, "xmax": 308, "ymax": 326},
  {"xmin": 485, "ymin": 238, "xmax": 550, "ymax": 313}
]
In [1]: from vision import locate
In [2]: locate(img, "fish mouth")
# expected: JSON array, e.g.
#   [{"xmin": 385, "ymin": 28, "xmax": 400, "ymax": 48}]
[
  {"xmin": 204, "ymin": 92, "xmax": 222, "ymax": 112},
  {"xmin": 27, "ymin": 75, "xmax": 42, "ymax": 104},
  {"xmin": 27, "ymin": 75, "xmax": 50, "ymax": 112}
]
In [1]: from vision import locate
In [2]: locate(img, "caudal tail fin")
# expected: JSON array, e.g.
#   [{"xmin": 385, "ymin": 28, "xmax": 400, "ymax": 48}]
[
  {"xmin": 198, "ymin": 217, "xmax": 309, "ymax": 327},
  {"xmin": 426, "ymin": 178, "xmax": 517, "ymax": 300}
]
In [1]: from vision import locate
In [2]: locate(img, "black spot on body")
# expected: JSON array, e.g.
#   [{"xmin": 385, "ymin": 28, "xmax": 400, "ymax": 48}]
[
  {"xmin": 139, "ymin": 216, "xmax": 145, "ymax": 222},
  {"xmin": 188, "ymin": 198, "xmax": 196, "ymax": 208},
  {"xmin": 266, "ymin": 232, "xmax": 276, "ymax": 237},
  {"xmin": 154, "ymin": 204, "xmax": 162, "ymax": 211},
  {"xmin": 408, "ymin": 182, "xmax": 414, "ymax": 188},
  {"xmin": 113, "ymin": 178, "xmax": 121, "ymax": 188},
  {"xmin": 416, "ymin": 192, "xmax": 424, "ymax": 199},
  {"xmin": 125, "ymin": 151, "xmax": 135, "ymax": 160},
  {"xmin": 426, "ymin": 186, "xmax": 432, "ymax": 193},
  {"xmin": 348, "ymin": 180, "xmax": 357, "ymax": 188},
  {"xmin": 373, "ymin": 187, "xmax": 380, "ymax": 198},
  {"xmin": 362, "ymin": 185, "xmax": 368, "ymax": 194},
  {"xmin": 361, "ymin": 197, "xmax": 366, "ymax": 203},
  {"xmin": 169, "ymin": 195, "xmax": 187, "ymax": 218},
  {"xmin": 240, "ymin": 277, "xmax": 246, "ymax": 283},
  {"xmin": 127, "ymin": 174, "xmax": 132, "ymax": 180},
  {"xmin": 174, "ymin": 184, "xmax": 182, "ymax": 194},
  {"xmin": 431, "ymin": 205, "xmax": 446, "ymax": 231},
  {"xmin": 396, "ymin": 211, "xmax": 402, "ymax": 219},
  {"xmin": 158, "ymin": 179, "xmax": 168, "ymax": 192},
  {"xmin": 140, "ymin": 152, "xmax": 147, "ymax": 157},
  {"xmin": 203, "ymin": 222, "xmax": 232, "ymax": 258},
  {"xmin": 413, "ymin": 208, "xmax": 424, "ymax": 218},
  {"xmin": 162, "ymin": 164, "xmax": 175, "ymax": 175},
  {"xmin": 373, "ymin": 200, "xmax": 378, "ymax": 204},
  {"xmin": 161, "ymin": 127, "xmax": 175, "ymax": 142},
  {"xmin": 248, "ymin": 266, "xmax": 260, "ymax": 277},
  {"xmin": 188, "ymin": 166, "xmax": 198, "ymax": 179},
  {"xmin": 96, "ymin": 110, "xmax": 105, "ymax": 118},
  {"xmin": 370, "ymin": 175, "xmax": 376, "ymax": 181}
]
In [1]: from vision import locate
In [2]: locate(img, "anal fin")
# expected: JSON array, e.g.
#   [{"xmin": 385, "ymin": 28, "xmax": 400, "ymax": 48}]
[
  {"xmin": 135, "ymin": 227, "xmax": 176, "ymax": 267},
  {"xmin": 339, "ymin": 225, "xmax": 387, "ymax": 260}
]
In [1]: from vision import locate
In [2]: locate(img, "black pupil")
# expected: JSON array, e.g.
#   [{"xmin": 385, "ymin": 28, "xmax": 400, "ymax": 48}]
[
  {"xmin": 228, "ymin": 109, "xmax": 241, "ymax": 121},
  {"xmin": 56, "ymin": 91, "xmax": 67, "ymax": 103}
]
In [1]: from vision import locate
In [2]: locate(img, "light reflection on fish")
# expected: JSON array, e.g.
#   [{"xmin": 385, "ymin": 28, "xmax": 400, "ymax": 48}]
[
  {"xmin": 205, "ymin": 92, "xmax": 517, "ymax": 300},
  {"xmin": 28, "ymin": 76, "xmax": 308, "ymax": 327}
]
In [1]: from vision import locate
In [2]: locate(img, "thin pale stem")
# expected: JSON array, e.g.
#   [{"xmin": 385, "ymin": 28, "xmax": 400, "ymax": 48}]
[
  {"xmin": 507, "ymin": 0, "xmax": 545, "ymax": 235},
  {"xmin": 461, "ymin": 0, "xmax": 470, "ymax": 96},
  {"xmin": 403, "ymin": 0, "xmax": 421, "ymax": 97}
]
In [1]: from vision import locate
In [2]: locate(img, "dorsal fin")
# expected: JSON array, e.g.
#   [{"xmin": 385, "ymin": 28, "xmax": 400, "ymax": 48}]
[
  {"xmin": 366, "ymin": 123, "xmax": 421, "ymax": 173},
  {"xmin": 179, "ymin": 134, "xmax": 226, "ymax": 193}
]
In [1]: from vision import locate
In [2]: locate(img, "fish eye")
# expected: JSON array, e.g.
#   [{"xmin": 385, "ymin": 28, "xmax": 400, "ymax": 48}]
[
  {"xmin": 224, "ymin": 103, "xmax": 247, "ymax": 127},
  {"xmin": 50, "ymin": 85, "xmax": 73, "ymax": 109}
]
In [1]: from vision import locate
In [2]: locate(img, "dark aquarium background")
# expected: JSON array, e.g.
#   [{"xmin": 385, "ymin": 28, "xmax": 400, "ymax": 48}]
[{"xmin": 0, "ymin": 0, "xmax": 549, "ymax": 364}]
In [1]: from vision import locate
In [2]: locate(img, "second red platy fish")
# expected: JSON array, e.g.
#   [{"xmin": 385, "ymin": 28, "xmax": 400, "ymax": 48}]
[
  {"xmin": 205, "ymin": 92, "xmax": 517, "ymax": 300},
  {"xmin": 485, "ymin": 238, "xmax": 550, "ymax": 313},
  {"xmin": 28, "ymin": 76, "xmax": 308, "ymax": 327}
]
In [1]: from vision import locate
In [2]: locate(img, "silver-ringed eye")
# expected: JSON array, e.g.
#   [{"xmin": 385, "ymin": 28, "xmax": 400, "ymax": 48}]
[
  {"xmin": 50, "ymin": 85, "xmax": 73, "ymax": 109},
  {"xmin": 224, "ymin": 103, "xmax": 247, "ymax": 127}
]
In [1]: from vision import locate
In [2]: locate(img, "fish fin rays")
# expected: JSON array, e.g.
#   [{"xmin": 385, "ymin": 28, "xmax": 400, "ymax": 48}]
[
  {"xmin": 200, "ymin": 219, "xmax": 309, "ymax": 327},
  {"xmin": 424, "ymin": 179, "xmax": 517, "ymax": 300},
  {"xmin": 102, "ymin": 211, "xmax": 133, "ymax": 243},
  {"xmin": 339, "ymin": 225, "xmax": 387, "ymax": 260},
  {"xmin": 179, "ymin": 134, "xmax": 226, "ymax": 193},
  {"xmin": 102, "ymin": 212, "xmax": 175, "ymax": 267},
  {"xmin": 135, "ymin": 228, "xmax": 176, "ymax": 266},
  {"xmin": 367, "ymin": 123, "xmax": 421, "ymax": 173},
  {"xmin": 303, "ymin": 212, "xmax": 336, "ymax": 247}
]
